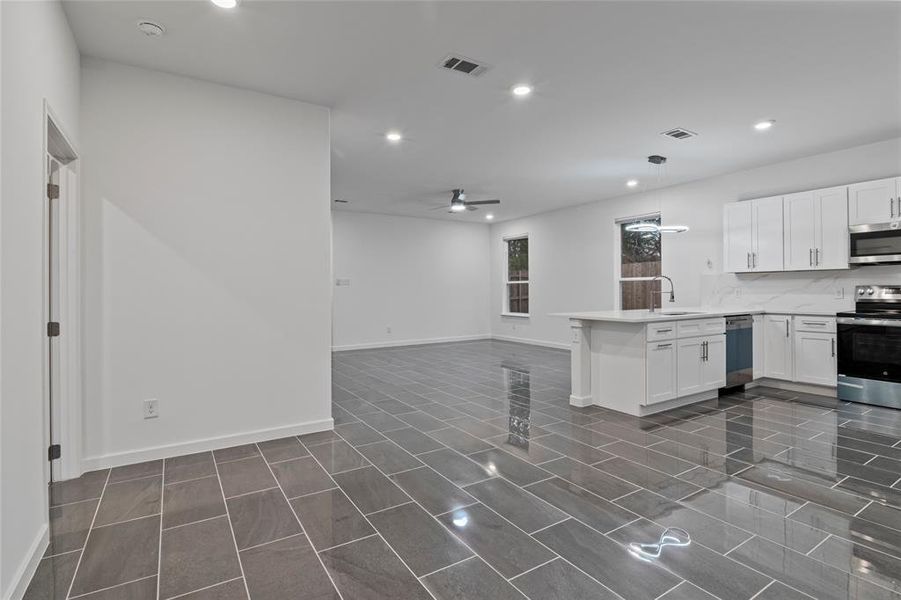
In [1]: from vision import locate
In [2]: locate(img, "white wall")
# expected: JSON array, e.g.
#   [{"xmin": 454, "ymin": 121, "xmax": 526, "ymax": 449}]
[
  {"xmin": 332, "ymin": 211, "xmax": 490, "ymax": 350},
  {"xmin": 0, "ymin": 1, "xmax": 81, "ymax": 597},
  {"xmin": 80, "ymin": 59, "xmax": 332, "ymax": 469},
  {"xmin": 489, "ymin": 137, "xmax": 901, "ymax": 348}
]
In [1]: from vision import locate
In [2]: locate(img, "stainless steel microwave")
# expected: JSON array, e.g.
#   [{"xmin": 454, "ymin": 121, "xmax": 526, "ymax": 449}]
[{"xmin": 849, "ymin": 223, "xmax": 901, "ymax": 264}]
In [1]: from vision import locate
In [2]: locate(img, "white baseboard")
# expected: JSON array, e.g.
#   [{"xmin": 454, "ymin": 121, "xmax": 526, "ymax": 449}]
[
  {"xmin": 4, "ymin": 524, "xmax": 48, "ymax": 600},
  {"xmin": 490, "ymin": 334, "xmax": 570, "ymax": 351},
  {"xmin": 332, "ymin": 334, "xmax": 491, "ymax": 352},
  {"xmin": 80, "ymin": 418, "xmax": 334, "ymax": 472}
]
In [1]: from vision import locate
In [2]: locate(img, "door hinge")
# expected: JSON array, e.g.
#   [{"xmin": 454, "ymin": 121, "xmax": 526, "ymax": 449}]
[
  {"xmin": 48, "ymin": 444, "xmax": 61, "ymax": 461},
  {"xmin": 47, "ymin": 183, "xmax": 60, "ymax": 200},
  {"xmin": 47, "ymin": 321, "xmax": 60, "ymax": 337}
]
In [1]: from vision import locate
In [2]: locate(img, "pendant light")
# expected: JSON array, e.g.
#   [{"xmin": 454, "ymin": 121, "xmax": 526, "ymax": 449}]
[{"xmin": 624, "ymin": 155, "xmax": 689, "ymax": 234}]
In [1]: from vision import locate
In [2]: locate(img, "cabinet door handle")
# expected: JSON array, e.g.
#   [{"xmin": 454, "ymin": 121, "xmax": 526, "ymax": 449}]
[
  {"xmin": 657, "ymin": 343, "xmax": 672, "ymax": 349},
  {"xmin": 815, "ymin": 248, "xmax": 820, "ymax": 266},
  {"xmin": 747, "ymin": 252, "xmax": 751, "ymax": 269},
  {"xmin": 801, "ymin": 321, "xmax": 826, "ymax": 326},
  {"xmin": 891, "ymin": 198, "xmax": 895, "ymax": 219},
  {"xmin": 753, "ymin": 253, "xmax": 757, "ymax": 268},
  {"xmin": 831, "ymin": 337, "xmax": 836, "ymax": 357},
  {"xmin": 785, "ymin": 320, "xmax": 790, "ymax": 338},
  {"xmin": 809, "ymin": 248, "xmax": 813, "ymax": 266}
]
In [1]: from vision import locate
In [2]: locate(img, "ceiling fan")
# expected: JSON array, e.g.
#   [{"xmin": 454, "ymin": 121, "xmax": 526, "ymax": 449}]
[{"xmin": 431, "ymin": 189, "xmax": 501, "ymax": 213}]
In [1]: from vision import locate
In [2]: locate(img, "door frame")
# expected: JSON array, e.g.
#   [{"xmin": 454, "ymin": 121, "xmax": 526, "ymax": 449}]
[{"xmin": 42, "ymin": 100, "xmax": 82, "ymax": 482}]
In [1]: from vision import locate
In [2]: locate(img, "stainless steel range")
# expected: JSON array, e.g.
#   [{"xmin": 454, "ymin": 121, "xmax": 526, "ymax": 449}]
[{"xmin": 836, "ymin": 285, "xmax": 901, "ymax": 409}]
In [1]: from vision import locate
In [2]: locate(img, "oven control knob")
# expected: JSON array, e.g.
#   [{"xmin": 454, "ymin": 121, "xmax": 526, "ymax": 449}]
[
  {"xmin": 867, "ymin": 288, "xmax": 875, "ymax": 296},
  {"xmin": 858, "ymin": 289, "xmax": 865, "ymax": 295}
]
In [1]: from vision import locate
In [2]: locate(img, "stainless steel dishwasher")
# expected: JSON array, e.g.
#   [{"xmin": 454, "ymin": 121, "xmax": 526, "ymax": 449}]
[{"xmin": 724, "ymin": 315, "xmax": 753, "ymax": 388}]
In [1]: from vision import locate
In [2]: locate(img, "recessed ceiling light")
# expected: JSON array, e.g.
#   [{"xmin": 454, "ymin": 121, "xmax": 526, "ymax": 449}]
[
  {"xmin": 485, "ymin": 214, "xmax": 494, "ymax": 220},
  {"xmin": 754, "ymin": 120, "xmax": 775, "ymax": 131},
  {"xmin": 626, "ymin": 179, "xmax": 639, "ymax": 188},
  {"xmin": 210, "ymin": 0, "xmax": 238, "ymax": 8},
  {"xmin": 136, "ymin": 20, "xmax": 165, "ymax": 37},
  {"xmin": 385, "ymin": 131, "xmax": 402, "ymax": 143},
  {"xmin": 512, "ymin": 84, "xmax": 532, "ymax": 97}
]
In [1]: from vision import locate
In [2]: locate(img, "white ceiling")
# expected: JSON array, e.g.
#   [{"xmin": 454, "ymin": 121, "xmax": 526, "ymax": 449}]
[{"xmin": 63, "ymin": 1, "xmax": 901, "ymax": 222}]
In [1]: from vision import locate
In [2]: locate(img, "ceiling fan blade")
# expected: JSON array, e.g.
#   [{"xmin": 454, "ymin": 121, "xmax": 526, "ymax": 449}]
[{"xmin": 464, "ymin": 199, "xmax": 501, "ymax": 205}]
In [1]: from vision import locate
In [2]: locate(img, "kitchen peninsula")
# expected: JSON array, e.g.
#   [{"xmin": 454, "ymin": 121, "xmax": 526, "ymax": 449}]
[{"xmin": 560, "ymin": 308, "xmax": 764, "ymax": 416}]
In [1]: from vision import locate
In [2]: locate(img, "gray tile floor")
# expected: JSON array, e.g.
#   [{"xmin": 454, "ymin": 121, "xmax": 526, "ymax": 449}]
[{"xmin": 25, "ymin": 340, "xmax": 901, "ymax": 599}]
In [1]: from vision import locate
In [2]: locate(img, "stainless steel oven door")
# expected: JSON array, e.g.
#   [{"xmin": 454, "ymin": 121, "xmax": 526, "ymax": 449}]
[
  {"xmin": 837, "ymin": 317, "xmax": 901, "ymax": 407},
  {"xmin": 837, "ymin": 317, "xmax": 901, "ymax": 381},
  {"xmin": 849, "ymin": 223, "xmax": 901, "ymax": 264}
]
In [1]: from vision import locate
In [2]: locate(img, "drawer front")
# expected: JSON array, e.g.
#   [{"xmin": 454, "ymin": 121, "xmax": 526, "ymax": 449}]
[
  {"xmin": 794, "ymin": 316, "xmax": 836, "ymax": 334},
  {"xmin": 677, "ymin": 318, "xmax": 726, "ymax": 338},
  {"xmin": 646, "ymin": 322, "xmax": 677, "ymax": 342}
]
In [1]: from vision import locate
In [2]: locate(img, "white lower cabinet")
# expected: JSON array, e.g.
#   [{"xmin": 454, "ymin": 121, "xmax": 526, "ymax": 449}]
[
  {"xmin": 701, "ymin": 335, "xmax": 726, "ymax": 389},
  {"xmin": 645, "ymin": 326, "xmax": 725, "ymax": 406},
  {"xmin": 794, "ymin": 332, "xmax": 836, "ymax": 386},
  {"xmin": 676, "ymin": 337, "xmax": 705, "ymax": 397},
  {"xmin": 646, "ymin": 341, "xmax": 677, "ymax": 404},
  {"xmin": 764, "ymin": 315, "xmax": 793, "ymax": 380}
]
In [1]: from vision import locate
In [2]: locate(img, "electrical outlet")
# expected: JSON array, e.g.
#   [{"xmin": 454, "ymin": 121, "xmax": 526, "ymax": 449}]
[
  {"xmin": 734, "ymin": 287, "xmax": 742, "ymax": 298},
  {"xmin": 835, "ymin": 287, "xmax": 844, "ymax": 299},
  {"xmin": 386, "ymin": 326, "xmax": 392, "ymax": 334},
  {"xmin": 143, "ymin": 398, "xmax": 159, "ymax": 419}
]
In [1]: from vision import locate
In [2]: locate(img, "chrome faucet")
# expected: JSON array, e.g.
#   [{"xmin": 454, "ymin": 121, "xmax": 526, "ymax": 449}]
[{"xmin": 648, "ymin": 275, "xmax": 675, "ymax": 312}]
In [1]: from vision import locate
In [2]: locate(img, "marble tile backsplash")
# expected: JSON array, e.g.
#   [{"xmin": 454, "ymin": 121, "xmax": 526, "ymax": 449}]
[{"xmin": 700, "ymin": 265, "xmax": 901, "ymax": 314}]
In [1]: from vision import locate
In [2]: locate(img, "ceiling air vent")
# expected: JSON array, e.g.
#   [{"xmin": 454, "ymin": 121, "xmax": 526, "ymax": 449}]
[
  {"xmin": 439, "ymin": 54, "xmax": 489, "ymax": 77},
  {"xmin": 660, "ymin": 128, "xmax": 698, "ymax": 140}
]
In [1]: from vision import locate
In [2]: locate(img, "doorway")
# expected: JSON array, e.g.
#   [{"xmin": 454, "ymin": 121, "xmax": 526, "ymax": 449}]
[{"xmin": 44, "ymin": 106, "xmax": 80, "ymax": 483}]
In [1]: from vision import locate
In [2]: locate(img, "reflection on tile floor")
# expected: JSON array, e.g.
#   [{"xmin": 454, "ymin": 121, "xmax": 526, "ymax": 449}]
[{"xmin": 25, "ymin": 340, "xmax": 901, "ymax": 599}]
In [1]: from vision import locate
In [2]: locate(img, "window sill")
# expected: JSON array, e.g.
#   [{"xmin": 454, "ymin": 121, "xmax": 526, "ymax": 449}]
[{"xmin": 501, "ymin": 312, "xmax": 530, "ymax": 319}]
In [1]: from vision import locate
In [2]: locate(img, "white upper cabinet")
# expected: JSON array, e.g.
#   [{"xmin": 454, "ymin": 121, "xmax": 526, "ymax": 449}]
[
  {"xmin": 724, "ymin": 201, "xmax": 754, "ymax": 272},
  {"xmin": 783, "ymin": 186, "xmax": 848, "ymax": 271},
  {"xmin": 848, "ymin": 177, "xmax": 900, "ymax": 225},
  {"xmin": 724, "ymin": 196, "xmax": 783, "ymax": 272}
]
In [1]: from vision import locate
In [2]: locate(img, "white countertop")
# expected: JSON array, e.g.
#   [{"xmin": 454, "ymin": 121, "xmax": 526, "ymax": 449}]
[{"xmin": 554, "ymin": 307, "xmax": 838, "ymax": 323}]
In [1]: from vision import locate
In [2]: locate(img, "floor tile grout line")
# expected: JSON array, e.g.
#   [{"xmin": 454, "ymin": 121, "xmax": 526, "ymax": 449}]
[
  {"xmin": 156, "ymin": 460, "xmax": 166, "ymax": 600},
  {"xmin": 163, "ymin": 472, "xmax": 219, "ymax": 487},
  {"xmin": 68, "ymin": 574, "xmax": 158, "ymax": 599},
  {"xmin": 161, "ymin": 513, "xmax": 229, "ymax": 533},
  {"xmin": 105, "ymin": 471, "xmax": 164, "ymax": 487},
  {"xmin": 853, "ymin": 500, "xmax": 873, "ymax": 517},
  {"xmin": 64, "ymin": 469, "xmax": 112, "ymax": 600},
  {"xmin": 91, "ymin": 512, "xmax": 163, "ymax": 530},
  {"xmin": 257, "ymin": 443, "xmax": 350, "ymax": 600},
  {"xmin": 223, "ymin": 485, "xmax": 281, "ymax": 501},
  {"xmin": 315, "ymin": 533, "xmax": 381, "ymax": 554},
  {"xmin": 48, "ymin": 496, "xmax": 103, "ymax": 510},
  {"xmin": 652, "ymin": 580, "xmax": 690, "ymax": 600},
  {"xmin": 211, "ymin": 449, "xmax": 253, "ymax": 600},
  {"xmin": 746, "ymin": 580, "xmax": 776, "ymax": 600},
  {"xmin": 164, "ymin": 577, "xmax": 245, "ymax": 600},
  {"xmin": 804, "ymin": 533, "xmax": 832, "ymax": 557},
  {"xmin": 506, "ymin": 555, "xmax": 559, "ymax": 582},
  {"xmin": 415, "ymin": 554, "xmax": 478, "ymax": 581}
]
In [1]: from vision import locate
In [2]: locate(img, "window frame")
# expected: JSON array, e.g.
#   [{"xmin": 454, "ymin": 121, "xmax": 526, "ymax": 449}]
[
  {"xmin": 615, "ymin": 213, "xmax": 662, "ymax": 310},
  {"xmin": 502, "ymin": 233, "xmax": 530, "ymax": 317}
]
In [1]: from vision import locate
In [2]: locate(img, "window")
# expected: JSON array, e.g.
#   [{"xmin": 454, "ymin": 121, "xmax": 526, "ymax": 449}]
[
  {"xmin": 504, "ymin": 236, "xmax": 529, "ymax": 315},
  {"xmin": 617, "ymin": 215, "xmax": 661, "ymax": 310}
]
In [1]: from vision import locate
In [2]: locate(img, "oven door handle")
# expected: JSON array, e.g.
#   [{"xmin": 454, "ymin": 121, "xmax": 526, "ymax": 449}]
[{"xmin": 837, "ymin": 317, "xmax": 901, "ymax": 327}]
